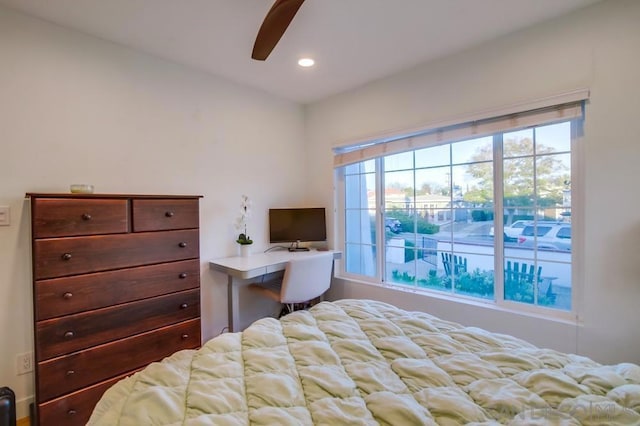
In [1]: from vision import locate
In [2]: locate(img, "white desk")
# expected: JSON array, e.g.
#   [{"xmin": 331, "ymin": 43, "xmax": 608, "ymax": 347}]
[{"xmin": 210, "ymin": 249, "xmax": 341, "ymax": 332}]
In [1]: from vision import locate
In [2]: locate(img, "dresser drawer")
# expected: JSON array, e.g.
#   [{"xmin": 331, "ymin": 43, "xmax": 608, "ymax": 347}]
[
  {"xmin": 36, "ymin": 259, "xmax": 200, "ymax": 320},
  {"xmin": 34, "ymin": 229, "xmax": 199, "ymax": 279},
  {"xmin": 37, "ymin": 289, "xmax": 200, "ymax": 361},
  {"xmin": 38, "ymin": 371, "xmax": 132, "ymax": 426},
  {"xmin": 37, "ymin": 319, "xmax": 201, "ymax": 402},
  {"xmin": 133, "ymin": 199, "xmax": 199, "ymax": 232},
  {"xmin": 32, "ymin": 198, "xmax": 129, "ymax": 238}
]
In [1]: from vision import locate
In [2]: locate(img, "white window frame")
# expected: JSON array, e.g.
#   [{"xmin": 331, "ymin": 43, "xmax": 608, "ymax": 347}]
[{"xmin": 334, "ymin": 93, "xmax": 587, "ymax": 322}]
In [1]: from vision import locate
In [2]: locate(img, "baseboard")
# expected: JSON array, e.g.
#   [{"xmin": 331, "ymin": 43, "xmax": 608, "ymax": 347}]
[{"xmin": 16, "ymin": 396, "xmax": 33, "ymax": 424}]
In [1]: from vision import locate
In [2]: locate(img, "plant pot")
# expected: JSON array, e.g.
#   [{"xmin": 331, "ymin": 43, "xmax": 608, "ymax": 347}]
[{"xmin": 239, "ymin": 244, "xmax": 252, "ymax": 257}]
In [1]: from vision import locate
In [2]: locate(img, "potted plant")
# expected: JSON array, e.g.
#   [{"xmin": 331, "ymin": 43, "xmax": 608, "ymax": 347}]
[{"xmin": 234, "ymin": 195, "xmax": 253, "ymax": 256}]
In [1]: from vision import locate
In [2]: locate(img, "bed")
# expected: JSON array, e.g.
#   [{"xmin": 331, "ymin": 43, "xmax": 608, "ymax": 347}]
[{"xmin": 88, "ymin": 299, "xmax": 640, "ymax": 425}]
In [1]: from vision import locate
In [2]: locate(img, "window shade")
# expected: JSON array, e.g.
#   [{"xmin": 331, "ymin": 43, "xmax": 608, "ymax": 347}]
[{"xmin": 333, "ymin": 90, "xmax": 588, "ymax": 168}]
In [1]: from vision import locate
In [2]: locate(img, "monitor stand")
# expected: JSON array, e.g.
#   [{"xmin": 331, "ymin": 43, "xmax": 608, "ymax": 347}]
[{"xmin": 288, "ymin": 241, "xmax": 310, "ymax": 252}]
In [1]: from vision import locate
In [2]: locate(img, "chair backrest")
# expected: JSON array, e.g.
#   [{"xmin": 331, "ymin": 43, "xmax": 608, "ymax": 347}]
[
  {"xmin": 441, "ymin": 252, "xmax": 467, "ymax": 276},
  {"xmin": 279, "ymin": 252, "xmax": 334, "ymax": 304},
  {"xmin": 504, "ymin": 261, "xmax": 541, "ymax": 285}
]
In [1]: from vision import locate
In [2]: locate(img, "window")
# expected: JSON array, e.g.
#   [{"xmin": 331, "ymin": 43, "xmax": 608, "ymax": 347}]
[{"xmin": 336, "ymin": 97, "xmax": 585, "ymax": 316}]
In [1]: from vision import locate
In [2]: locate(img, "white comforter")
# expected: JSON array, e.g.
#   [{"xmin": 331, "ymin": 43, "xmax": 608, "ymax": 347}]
[{"xmin": 89, "ymin": 299, "xmax": 640, "ymax": 425}]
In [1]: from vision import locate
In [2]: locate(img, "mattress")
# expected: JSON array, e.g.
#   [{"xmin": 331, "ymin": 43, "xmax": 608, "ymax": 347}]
[{"xmin": 88, "ymin": 299, "xmax": 640, "ymax": 425}]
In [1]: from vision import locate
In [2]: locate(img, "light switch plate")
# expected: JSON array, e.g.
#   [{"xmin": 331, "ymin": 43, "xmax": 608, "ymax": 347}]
[{"xmin": 0, "ymin": 206, "xmax": 10, "ymax": 226}]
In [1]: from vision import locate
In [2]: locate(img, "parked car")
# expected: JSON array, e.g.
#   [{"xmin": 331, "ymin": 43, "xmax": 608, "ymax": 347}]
[
  {"xmin": 385, "ymin": 217, "xmax": 402, "ymax": 233},
  {"xmin": 517, "ymin": 223, "xmax": 571, "ymax": 251},
  {"xmin": 504, "ymin": 220, "xmax": 531, "ymax": 239},
  {"xmin": 490, "ymin": 220, "xmax": 529, "ymax": 242}
]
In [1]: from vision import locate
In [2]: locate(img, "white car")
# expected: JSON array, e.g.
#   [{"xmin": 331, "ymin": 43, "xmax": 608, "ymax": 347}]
[
  {"xmin": 517, "ymin": 223, "xmax": 572, "ymax": 251},
  {"xmin": 489, "ymin": 220, "xmax": 529, "ymax": 242},
  {"xmin": 504, "ymin": 220, "xmax": 530, "ymax": 239}
]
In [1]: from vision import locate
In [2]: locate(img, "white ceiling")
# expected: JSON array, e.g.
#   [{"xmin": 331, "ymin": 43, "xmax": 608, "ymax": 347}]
[{"xmin": 0, "ymin": 0, "xmax": 600, "ymax": 104}]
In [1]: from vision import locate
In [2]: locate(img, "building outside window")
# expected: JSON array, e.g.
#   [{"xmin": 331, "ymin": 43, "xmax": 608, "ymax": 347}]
[{"xmin": 335, "ymin": 97, "xmax": 585, "ymax": 317}]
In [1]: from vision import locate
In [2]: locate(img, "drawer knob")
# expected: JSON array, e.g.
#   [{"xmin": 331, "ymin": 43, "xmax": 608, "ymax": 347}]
[
  {"xmin": 68, "ymin": 409, "xmax": 77, "ymax": 416},
  {"xmin": 66, "ymin": 370, "xmax": 75, "ymax": 376},
  {"xmin": 165, "ymin": 211, "xmax": 175, "ymax": 217},
  {"xmin": 64, "ymin": 331, "xmax": 74, "ymax": 339},
  {"xmin": 179, "ymin": 273, "xmax": 187, "ymax": 279},
  {"xmin": 181, "ymin": 334, "xmax": 189, "ymax": 340},
  {"xmin": 63, "ymin": 292, "xmax": 73, "ymax": 300},
  {"xmin": 81, "ymin": 213, "xmax": 92, "ymax": 220},
  {"xmin": 180, "ymin": 303, "xmax": 188, "ymax": 309},
  {"xmin": 178, "ymin": 242, "xmax": 187, "ymax": 248},
  {"xmin": 61, "ymin": 253, "xmax": 72, "ymax": 261}
]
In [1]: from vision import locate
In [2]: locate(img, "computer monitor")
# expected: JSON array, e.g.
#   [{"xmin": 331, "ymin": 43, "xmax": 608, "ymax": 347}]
[{"xmin": 269, "ymin": 208, "xmax": 326, "ymax": 251}]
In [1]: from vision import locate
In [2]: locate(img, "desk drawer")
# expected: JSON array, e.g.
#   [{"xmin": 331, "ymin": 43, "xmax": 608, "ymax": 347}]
[
  {"xmin": 32, "ymin": 198, "xmax": 129, "ymax": 238},
  {"xmin": 37, "ymin": 289, "xmax": 200, "ymax": 361},
  {"xmin": 133, "ymin": 199, "xmax": 199, "ymax": 232},
  {"xmin": 35, "ymin": 259, "xmax": 200, "ymax": 320},
  {"xmin": 37, "ymin": 319, "xmax": 200, "ymax": 402},
  {"xmin": 34, "ymin": 230, "xmax": 199, "ymax": 279}
]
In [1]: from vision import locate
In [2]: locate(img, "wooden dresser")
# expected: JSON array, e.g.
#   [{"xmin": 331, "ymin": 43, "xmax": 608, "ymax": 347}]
[{"xmin": 26, "ymin": 193, "xmax": 202, "ymax": 425}]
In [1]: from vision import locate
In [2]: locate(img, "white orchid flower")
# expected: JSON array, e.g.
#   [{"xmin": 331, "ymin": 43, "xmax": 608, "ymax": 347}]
[{"xmin": 234, "ymin": 195, "xmax": 253, "ymax": 244}]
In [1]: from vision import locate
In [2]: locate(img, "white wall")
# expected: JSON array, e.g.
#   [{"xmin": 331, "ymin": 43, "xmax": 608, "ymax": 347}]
[
  {"xmin": 0, "ymin": 6, "xmax": 307, "ymax": 418},
  {"xmin": 307, "ymin": 0, "xmax": 640, "ymax": 365},
  {"xmin": 3, "ymin": 0, "xmax": 640, "ymax": 419}
]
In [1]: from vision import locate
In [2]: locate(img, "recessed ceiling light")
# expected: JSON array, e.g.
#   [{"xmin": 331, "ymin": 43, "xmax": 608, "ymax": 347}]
[{"xmin": 298, "ymin": 58, "xmax": 315, "ymax": 67}]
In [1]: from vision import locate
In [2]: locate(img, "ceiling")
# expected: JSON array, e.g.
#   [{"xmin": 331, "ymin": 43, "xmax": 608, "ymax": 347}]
[{"xmin": 0, "ymin": 0, "xmax": 600, "ymax": 104}]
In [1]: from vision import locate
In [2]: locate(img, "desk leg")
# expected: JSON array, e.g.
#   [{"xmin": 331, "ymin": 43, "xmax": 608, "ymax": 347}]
[
  {"xmin": 227, "ymin": 276, "xmax": 240, "ymax": 332},
  {"xmin": 320, "ymin": 260, "xmax": 335, "ymax": 303}
]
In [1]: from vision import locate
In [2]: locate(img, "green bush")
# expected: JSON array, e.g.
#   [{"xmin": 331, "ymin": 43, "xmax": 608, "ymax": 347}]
[
  {"xmin": 504, "ymin": 275, "xmax": 556, "ymax": 305},
  {"xmin": 391, "ymin": 269, "xmax": 416, "ymax": 284},
  {"xmin": 455, "ymin": 269, "xmax": 495, "ymax": 297},
  {"xmin": 471, "ymin": 210, "xmax": 494, "ymax": 222},
  {"xmin": 416, "ymin": 221, "xmax": 440, "ymax": 234},
  {"xmin": 388, "ymin": 209, "xmax": 440, "ymax": 234},
  {"xmin": 395, "ymin": 264, "xmax": 555, "ymax": 306}
]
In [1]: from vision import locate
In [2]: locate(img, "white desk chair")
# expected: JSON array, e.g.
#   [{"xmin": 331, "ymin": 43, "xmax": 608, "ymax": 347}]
[{"xmin": 249, "ymin": 252, "xmax": 334, "ymax": 315}]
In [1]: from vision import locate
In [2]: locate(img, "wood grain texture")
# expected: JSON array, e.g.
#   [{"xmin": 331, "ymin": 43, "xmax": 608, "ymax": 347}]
[
  {"xmin": 132, "ymin": 198, "xmax": 200, "ymax": 231},
  {"xmin": 35, "ymin": 259, "xmax": 200, "ymax": 320},
  {"xmin": 34, "ymin": 230, "xmax": 199, "ymax": 279},
  {"xmin": 38, "ymin": 371, "xmax": 134, "ymax": 426},
  {"xmin": 36, "ymin": 289, "xmax": 200, "ymax": 360},
  {"xmin": 27, "ymin": 194, "xmax": 202, "ymax": 425},
  {"xmin": 37, "ymin": 319, "xmax": 200, "ymax": 401},
  {"xmin": 32, "ymin": 198, "xmax": 129, "ymax": 238}
]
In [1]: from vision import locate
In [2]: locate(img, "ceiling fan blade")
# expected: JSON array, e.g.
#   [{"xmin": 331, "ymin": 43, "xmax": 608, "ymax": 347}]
[{"xmin": 252, "ymin": 0, "xmax": 305, "ymax": 61}]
